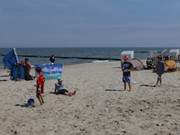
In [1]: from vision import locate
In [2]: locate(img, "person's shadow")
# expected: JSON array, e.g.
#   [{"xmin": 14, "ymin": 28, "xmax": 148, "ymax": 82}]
[
  {"xmin": 15, "ymin": 103, "xmax": 30, "ymax": 108},
  {"xmin": 140, "ymin": 84, "xmax": 156, "ymax": 87},
  {"xmin": 105, "ymin": 89, "xmax": 124, "ymax": 92},
  {"xmin": 15, "ymin": 100, "xmax": 35, "ymax": 108}
]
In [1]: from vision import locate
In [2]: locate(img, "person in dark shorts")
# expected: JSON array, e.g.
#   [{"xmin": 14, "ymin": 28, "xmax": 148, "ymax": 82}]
[
  {"xmin": 155, "ymin": 56, "xmax": 165, "ymax": 87},
  {"xmin": 121, "ymin": 55, "xmax": 133, "ymax": 91},
  {"xmin": 55, "ymin": 79, "xmax": 76, "ymax": 96}
]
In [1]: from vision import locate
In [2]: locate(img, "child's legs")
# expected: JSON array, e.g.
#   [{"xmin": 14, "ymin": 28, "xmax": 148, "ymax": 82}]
[
  {"xmin": 41, "ymin": 84, "xmax": 44, "ymax": 94},
  {"xmin": 123, "ymin": 82, "xmax": 127, "ymax": 90},
  {"xmin": 39, "ymin": 95, "xmax": 44, "ymax": 103},
  {"xmin": 127, "ymin": 76, "xmax": 131, "ymax": 90},
  {"xmin": 37, "ymin": 95, "xmax": 43, "ymax": 105},
  {"xmin": 123, "ymin": 76, "xmax": 131, "ymax": 90},
  {"xmin": 122, "ymin": 76, "xmax": 126, "ymax": 90},
  {"xmin": 156, "ymin": 74, "xmax": 161, "ymax": 85},
  {"xmin": 159, "ymin": 74, "xmax": 162, "ymax": 85},
  {"xmin": 128, "ymin": 82, "xmax": 131, "ymax": 90},
  {"xmin": 36, "ymin": 91, "xmax": 44, "ymax": 105}
]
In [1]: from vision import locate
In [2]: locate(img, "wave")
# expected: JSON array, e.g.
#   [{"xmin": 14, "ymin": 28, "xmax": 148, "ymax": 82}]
[{"xmin": 92, "ymin": 60, "xmax": 110, "ymax": 63}]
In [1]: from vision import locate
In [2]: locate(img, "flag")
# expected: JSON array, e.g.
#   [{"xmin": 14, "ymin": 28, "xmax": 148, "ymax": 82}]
[
  {"xmin": 3, "ymin": 48, "xmax": 19, "ymax": 69},
  {"xmin": 35, "ymin": 63, "xmax": 63, "ymax": 80}
]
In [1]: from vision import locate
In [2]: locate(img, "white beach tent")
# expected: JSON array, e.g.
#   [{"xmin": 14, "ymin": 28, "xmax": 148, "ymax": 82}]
[
  {"xmin": 169, "ymin": 49, "xmax": 180, "ymax": 60},
  {"xmin": 120, "ymin": 50, "xmax": 134, "ymax": 61}
]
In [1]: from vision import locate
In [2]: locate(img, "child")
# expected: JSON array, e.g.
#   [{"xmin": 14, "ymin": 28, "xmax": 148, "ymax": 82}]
[
  {"xmin": 35, "ymin": 67, "xmax": 45, "ymax": 105},
  {"xmin": 55, "ymin": 79, "xmax": 76, "ymax": 96},
  {"xmin": 155, "ymin": 56, "xmax": 165, "ymax": 87},
  {"xmin": 121, "ymin": 55, "xmax": 133, "ymax": 91}
]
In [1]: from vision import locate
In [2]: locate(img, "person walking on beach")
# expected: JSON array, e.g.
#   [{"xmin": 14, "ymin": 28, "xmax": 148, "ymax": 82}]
[
  {"xmin": 155, "ymin": 56, "xmax": 165, "ymax": 87},
  {"xmin": 35, "ymin": 67, "xmax": 45, "ymax": 105},
  {"xmin": 49, "ymin": 55, "xmax": 55, "ymax": 64},
  {"xmin": 121, "ymin": 55, "xmax": 133, "ymax": 91}
]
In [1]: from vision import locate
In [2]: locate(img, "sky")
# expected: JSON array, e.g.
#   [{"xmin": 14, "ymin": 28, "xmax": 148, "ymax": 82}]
[{"xmin": 0, "ymin": 0, "xmax": 180, "ymax": 47}]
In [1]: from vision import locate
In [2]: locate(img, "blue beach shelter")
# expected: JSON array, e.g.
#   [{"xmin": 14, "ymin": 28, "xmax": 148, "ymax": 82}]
[
  {"xmin": 3, "ymin": 48, "xmax": 19, "ymax": 69},
  {"xmin": 3, "ymin": 48, "xmax": 25, "ymax": 80}
]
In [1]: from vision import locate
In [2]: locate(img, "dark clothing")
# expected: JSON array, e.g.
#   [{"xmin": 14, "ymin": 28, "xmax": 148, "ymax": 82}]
[
  {"xmin": 56, "ymin": 89, "xmax": 68, "ymax": 95},
  {"xmin": 122, "ymin": 76, "xmax": 131, "ymax": 83},
  {"xmin": 24, "ymin": 62, "xmax": 33, "ymax": 80},
  {"xmin": 55, "ymin": 83, "xmax": 68, "ymax": 95},
  {"xmin": 24, "ymin": 66, "xmax": 33, "ymax": 80},
  {"xmin": 49, "ymin": 56, "xmax": 55, "ymax": 63},
  {"xmin": 122, "ymin": 61, "xmax": 133, "ymax": 76},
  {"xmin": 36, "ymin": 89, "xmax": 41, "ymax": 97},
  {"xmin": 155, "ymin": 61, "xmax": 165, "ymax": 75}
]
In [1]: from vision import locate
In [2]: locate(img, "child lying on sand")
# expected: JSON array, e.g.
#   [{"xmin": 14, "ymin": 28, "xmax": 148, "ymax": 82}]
[{"xmin": 55, "ymin": 79, "xmax": 76, "ymax": 96}]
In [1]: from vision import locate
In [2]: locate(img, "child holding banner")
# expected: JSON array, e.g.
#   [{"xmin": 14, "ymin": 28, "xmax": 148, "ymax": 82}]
[{"xmin": 35, "ymin": 67, "xmax": 45, "ymax": 105}]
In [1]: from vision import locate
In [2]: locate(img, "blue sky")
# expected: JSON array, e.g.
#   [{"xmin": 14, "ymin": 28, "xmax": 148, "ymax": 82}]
[{"xmin": 0, "ymin": 0, "xmax": 180, "ymax": 47}]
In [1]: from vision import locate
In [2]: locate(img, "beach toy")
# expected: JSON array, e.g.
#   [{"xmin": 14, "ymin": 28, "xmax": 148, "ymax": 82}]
[{"xmin": 27, "ymin": 97, "xmax": 35, "ymax": 107}]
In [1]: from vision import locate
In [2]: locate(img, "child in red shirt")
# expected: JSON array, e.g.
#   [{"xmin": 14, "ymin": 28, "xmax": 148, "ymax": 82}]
[{"xmin": 35, "ymin": 67, "xmax": 45, "ymax": 105}]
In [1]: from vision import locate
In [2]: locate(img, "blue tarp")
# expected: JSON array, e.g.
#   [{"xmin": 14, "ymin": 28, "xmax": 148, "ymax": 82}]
[
  {"xmin": 11, "ymin": 64, "xmax": 25, "ymax": 80},
  {"xmin": 35, "ymin": 63, "xmax": 63, "ymax": 80},
  {"xmin": 3, "ymin": 48, "xmax": 24, "ymax": 80},
  {"xmin": 3, "ymin": 48, "xmax": 19, "ymax": 70}
]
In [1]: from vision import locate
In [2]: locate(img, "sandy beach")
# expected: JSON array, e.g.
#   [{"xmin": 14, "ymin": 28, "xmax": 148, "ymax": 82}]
[{"xmin": 0, "ymin": 61, "xmax": 180, "ymax": 135}]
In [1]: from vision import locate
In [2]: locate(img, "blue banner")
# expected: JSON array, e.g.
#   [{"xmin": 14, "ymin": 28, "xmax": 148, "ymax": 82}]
[{"xmin": 35, "ymin": 64, "xmax": 63, "ymax": 80}]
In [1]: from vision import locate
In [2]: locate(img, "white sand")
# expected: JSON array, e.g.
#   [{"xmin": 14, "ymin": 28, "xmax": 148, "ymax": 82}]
[{"xmin": 0, "ymin": 61, "xmax": 180, "ymax": 135}]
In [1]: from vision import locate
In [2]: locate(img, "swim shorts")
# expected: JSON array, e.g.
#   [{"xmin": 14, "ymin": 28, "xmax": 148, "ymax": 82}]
[{"xmin": 122, "ymin": 75, "xmax": 131, "ymax": 83}]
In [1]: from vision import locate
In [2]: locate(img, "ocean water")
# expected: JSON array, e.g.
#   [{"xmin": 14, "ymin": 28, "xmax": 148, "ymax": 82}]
[{"xmin": 0, "ymin": 47, "xmax": 174, "ymax": 67}]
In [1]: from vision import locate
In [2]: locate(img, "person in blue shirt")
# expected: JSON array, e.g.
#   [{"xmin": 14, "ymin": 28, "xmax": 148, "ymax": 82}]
[
  {"xmin": 155, "ymin": 56, "xmax": 165, "ymax": 87},
  {"xmin": 55, "ymin": 79, "xmax": 76, "ymax": 96},
  {"xmin": 121, "ymin": 55, "xmax": 133, "ymax": 91}
]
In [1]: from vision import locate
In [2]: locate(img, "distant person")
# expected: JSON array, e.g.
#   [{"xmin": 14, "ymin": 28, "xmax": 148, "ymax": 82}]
[
  {"xmin": 155, "ymin": 56, "xmax": 165, "ymax": 87},
  {"xmin": 54, "ymin": 79, "xmax": 76, "ymax": 96},
  {"xmin": 35, "ymin": 67, "xmax": 45, "ymax": 105},
  {"xmin": 49, "ymin": 55, "xmax": 55, "ymax": 64},
  {"xmin": 121, "ymin": 55, "xmax": 133, "ymax": 91},
  {"xmin": 24, "ymin": 58, "xmax": 33, "ymax": 80}
]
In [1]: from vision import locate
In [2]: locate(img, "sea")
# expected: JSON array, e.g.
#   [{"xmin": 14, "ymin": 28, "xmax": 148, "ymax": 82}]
[{"xmin": 0, "ymin": 47, "xmax": 178, "ymax": 67}]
